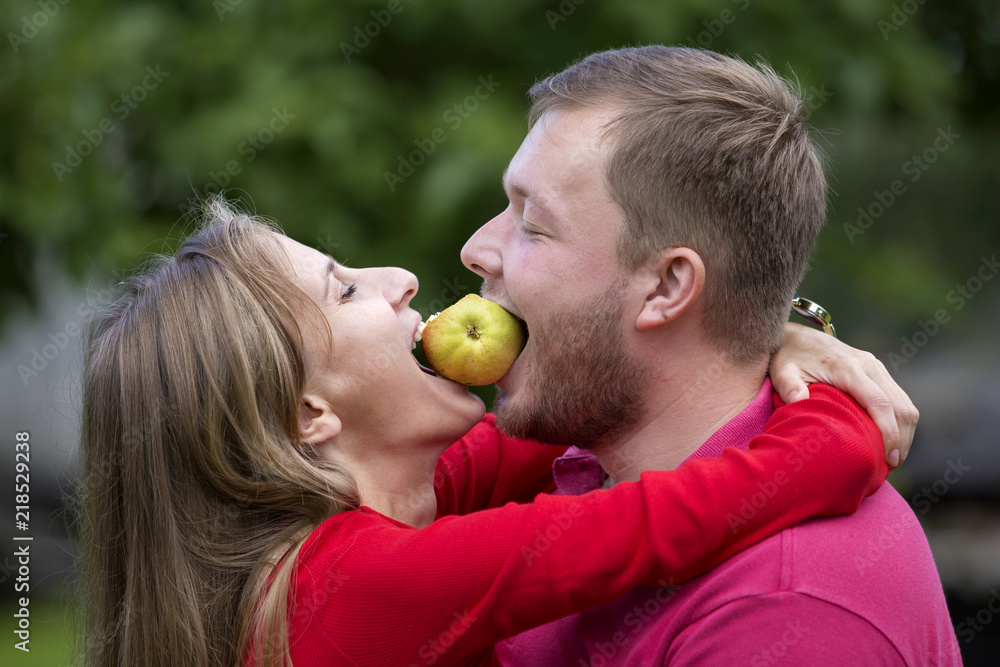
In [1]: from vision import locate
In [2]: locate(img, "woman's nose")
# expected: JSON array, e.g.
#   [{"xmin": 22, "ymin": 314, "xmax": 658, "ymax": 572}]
[{"xmin": 378, "ymin": 267, "xmax": 418, "ymax": 310}]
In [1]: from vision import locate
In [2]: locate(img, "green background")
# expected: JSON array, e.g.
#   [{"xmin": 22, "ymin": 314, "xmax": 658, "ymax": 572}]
[
  {"xmin": 3, "ymin": 0, "xmax": 998, "ymax": 339},
  {"xmin": 1, "ymin": 0, "xmax": 998, "ymax": 665}
]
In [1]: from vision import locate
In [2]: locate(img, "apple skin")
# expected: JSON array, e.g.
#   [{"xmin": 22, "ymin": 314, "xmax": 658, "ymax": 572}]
[{"xmin": 420, "ymin": 294, "xmax": 527, "ymax": 386}]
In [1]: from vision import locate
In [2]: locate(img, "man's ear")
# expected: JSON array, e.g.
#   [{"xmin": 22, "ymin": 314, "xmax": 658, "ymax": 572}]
[
  {"xmin": 298, "ymin": 393, "xmax": 342, "ymax": 445},
  {"xmin": 635, "ymin": 247, "xmax": 705, "ymax": 331}
]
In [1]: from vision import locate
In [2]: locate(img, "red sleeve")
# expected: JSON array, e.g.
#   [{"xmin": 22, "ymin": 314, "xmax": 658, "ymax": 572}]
[
  {"xmin": 290, "ymin": 385, "xmax": 886, "ymax": 666},
  {"xmin": 434, "ymin": 414, "xmax": 566, "ymax": 517}
]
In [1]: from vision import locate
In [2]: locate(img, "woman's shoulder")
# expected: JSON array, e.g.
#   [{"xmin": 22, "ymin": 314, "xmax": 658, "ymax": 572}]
[{"xmin": 298, "ymin": 507, "xmax": 412, "ymax": 569}]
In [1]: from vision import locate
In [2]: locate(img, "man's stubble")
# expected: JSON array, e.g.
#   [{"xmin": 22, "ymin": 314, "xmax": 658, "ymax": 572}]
[{"xmin": 494, "ymin": 279, "xmax": 650, "ymax": 450}]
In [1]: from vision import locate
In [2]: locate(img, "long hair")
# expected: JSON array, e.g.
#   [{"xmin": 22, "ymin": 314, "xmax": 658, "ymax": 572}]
[{"xmin": 78, "ymin": 196, "xmax": 359, "ymax": 666}]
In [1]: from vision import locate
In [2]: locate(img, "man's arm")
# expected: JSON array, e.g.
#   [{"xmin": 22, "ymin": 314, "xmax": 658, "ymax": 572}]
[{"xmin": 769, "ymin": 322, "xmax": 919, "ymax": 471}]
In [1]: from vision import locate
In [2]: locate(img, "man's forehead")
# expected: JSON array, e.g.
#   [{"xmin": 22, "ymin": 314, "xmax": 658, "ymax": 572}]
[
  {"xmin": 502, "ymin": 163, "xmax": 562, "ymax": 224},
  {"xmin": 532, "ymin": 105, "xmax": 619, "ymax": 149},
  {"xmin": 505, "ymin": 114, "xmax": 609, "ymax": 203},
  {"xmin": 502, "ymin": 165, "xmax": 545, "ymax": 203}
]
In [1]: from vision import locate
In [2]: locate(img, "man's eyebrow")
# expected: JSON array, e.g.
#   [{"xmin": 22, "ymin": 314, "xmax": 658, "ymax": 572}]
[
  {"xmin": 502, "ymin": 168, "xmax": 530, "ymax": 200},
  {"xmin": 502, "ymin": 168, "xmax": 552, "ymax": 217}
]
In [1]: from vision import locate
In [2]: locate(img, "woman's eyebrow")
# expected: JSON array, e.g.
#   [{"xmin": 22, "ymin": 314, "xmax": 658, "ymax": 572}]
[{"xmin": 322, "ymin": 259, "xmax": 335, "ymax": 300}]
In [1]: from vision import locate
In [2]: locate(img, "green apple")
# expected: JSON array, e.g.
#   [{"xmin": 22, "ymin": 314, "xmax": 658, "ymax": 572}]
[{"xmin": 419, "ymin": 294, "xmax": 527, "ymax": 386}]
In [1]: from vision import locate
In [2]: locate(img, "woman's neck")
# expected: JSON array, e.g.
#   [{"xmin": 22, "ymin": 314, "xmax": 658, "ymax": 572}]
[{"xmin": 344, "ymin": 443, "xmax": 447, "ymax": 529}]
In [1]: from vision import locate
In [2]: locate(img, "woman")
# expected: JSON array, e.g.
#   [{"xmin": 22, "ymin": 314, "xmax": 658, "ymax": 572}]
[{"xmin": 79, "ymin": 198, "xmax": 901, "ymax": 667}]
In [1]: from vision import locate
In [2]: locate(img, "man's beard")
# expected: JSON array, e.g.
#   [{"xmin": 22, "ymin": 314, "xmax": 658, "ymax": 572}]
[{"xmin": 493, "ymin": 280, "xmax": 649, "ymax": 449}]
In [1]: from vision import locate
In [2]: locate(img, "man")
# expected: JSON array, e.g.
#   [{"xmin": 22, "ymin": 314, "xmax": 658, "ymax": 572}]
[{"xmin": 460, "ymin": 47, "xmax": 960, "ymax": 665}]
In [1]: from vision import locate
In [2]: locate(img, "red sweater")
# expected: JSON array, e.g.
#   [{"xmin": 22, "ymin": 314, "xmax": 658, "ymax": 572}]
[{"xmin": 282, "ymin": 386, "xmax": 886, "ymax": 666}]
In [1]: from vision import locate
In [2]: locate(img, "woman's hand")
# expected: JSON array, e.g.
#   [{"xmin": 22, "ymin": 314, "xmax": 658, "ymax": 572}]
[{"xmin": 769, "ymin": 322, "xmax": 918, "ymax": 472}]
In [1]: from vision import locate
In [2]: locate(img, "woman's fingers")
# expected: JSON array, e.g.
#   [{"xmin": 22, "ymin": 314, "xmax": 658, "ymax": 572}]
[{"xmin": 770, "ymin": 324, "xmax": 918, "ymax": 471}]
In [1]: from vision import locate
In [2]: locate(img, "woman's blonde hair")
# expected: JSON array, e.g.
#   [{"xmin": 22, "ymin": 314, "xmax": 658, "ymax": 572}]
[{"xmin": 79, "ymin": 196, "xmax": 358, "ymax": 666}]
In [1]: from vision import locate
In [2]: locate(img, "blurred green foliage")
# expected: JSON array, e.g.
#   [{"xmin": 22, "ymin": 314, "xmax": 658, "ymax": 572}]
[
  {"xmin": 1, "ymin": 0, "xmax": 997, "ymax": 356},
  {"xmin": 0, "ymin": 597, "xmax": 77, "ymax": 666}
]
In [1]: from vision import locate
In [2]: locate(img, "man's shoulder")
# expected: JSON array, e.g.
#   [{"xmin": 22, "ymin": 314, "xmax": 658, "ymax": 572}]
[
  {"xmin": 687, "ymin": 482, "xmax": 939, "ymax": 608},
  {"xmin": 661, "ymin": 484, "xmax": 959, "ymax": 665},
  {"xmin": 622, "ymin": 484, "xmax": 955, "ymax": 663},
  {"xmin": 789, "ymin": 482, "xmax": 928, "ymax": 577},
  {"xmin": 500, "ymin": 476, "xmax": 959, "ymax": 665},
  {"xmin": 784, "ymin": 482, "xmax": 948, "ymax": 611}
]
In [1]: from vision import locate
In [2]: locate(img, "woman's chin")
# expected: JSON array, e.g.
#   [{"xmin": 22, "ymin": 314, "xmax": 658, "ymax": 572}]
[
  {"xmin": 426, "ymin": 399, "xmax": 486, "ymax": 449},
  {"xmin": 425, "ymin": 377, "xmax": 487, "ymax": 437},
  {"xmin": 454, "ymin": 391, "xmax": 488, "ymax": 439},
  {"xmin": 407, "ymin": 354, "xmax": 488, "ymax": 437},
  {"xmin": 458, "ymin": 390, "xmax": 487, "ymax": 424}
]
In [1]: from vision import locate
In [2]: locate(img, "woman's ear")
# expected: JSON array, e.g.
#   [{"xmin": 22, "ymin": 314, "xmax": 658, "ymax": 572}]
[
  {"xmin": 298, "ymin": 393, "xmax": 342, "ymax": 445},
  {"xmin": 635, "ymin": 247, "xmax": 705, "ymax": 331}
]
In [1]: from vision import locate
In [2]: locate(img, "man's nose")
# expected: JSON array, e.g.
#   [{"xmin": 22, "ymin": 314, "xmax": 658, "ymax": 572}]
[{"xmin": 461, "ymin": 211, "xmax": 506, "ymax": 280}]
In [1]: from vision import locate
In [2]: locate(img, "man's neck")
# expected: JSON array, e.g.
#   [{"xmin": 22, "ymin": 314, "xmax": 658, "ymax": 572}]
[{"xmin": 592, "ymin": 358, "xmax": 768, "ymax": 483}]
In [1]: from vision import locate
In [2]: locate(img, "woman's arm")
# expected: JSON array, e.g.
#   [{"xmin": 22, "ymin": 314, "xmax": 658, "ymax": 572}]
[
  {"xmin": 436, "ymin": 325, "xmax": 916, "ymax": 517},
  {"xmin": 434, "ymin": 414, "xmax": 566, "ymax": 518},
  {"xmin": 294, "ymin": 385, "xmax": 886, "ymax": 666}
]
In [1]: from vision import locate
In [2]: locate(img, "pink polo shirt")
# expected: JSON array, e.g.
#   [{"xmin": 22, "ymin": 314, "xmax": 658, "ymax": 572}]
[{"xmin": 497, "ymin": 380, "xmax": 962, "ymax": 666}]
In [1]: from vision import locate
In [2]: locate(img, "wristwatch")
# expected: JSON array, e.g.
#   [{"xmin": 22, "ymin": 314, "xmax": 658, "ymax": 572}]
[{"xmin": 791, "ymin": 297, "xmax": 836, "ymax": 338}]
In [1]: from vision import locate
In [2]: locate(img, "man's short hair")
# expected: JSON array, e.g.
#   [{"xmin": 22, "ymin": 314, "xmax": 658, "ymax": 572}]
[{"xmin": 528, "ymin": 46, "xmax": 826, "ymax": 364}]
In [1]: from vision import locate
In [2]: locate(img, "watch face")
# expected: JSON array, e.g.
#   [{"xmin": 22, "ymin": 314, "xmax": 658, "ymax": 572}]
[{"xmin": 791, "ymin": 298, "xmax": 837, "ymax": 337}]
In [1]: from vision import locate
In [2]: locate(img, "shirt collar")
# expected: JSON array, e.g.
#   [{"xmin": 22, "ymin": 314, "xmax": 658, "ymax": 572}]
[{"xmin": 551, "ymin": 378, "xmax": 775, "ymax": 495}]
